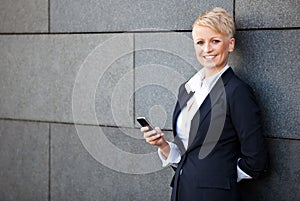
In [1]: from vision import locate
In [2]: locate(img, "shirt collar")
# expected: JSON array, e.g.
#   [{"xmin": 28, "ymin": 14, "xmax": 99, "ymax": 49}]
[{"xmin": 185, "ymin": 64, "xmax": 230, "ymax": 94}]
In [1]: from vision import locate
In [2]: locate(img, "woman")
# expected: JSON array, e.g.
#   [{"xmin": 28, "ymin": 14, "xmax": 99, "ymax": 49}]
[{"xmin": 141, "ymin": 7, "xmax": 267, "ymax": 201}]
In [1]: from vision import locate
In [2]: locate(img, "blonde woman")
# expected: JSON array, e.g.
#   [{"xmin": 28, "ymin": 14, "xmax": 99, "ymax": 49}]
[{"xmin": 141, "ymin": 7, "xmax": 267, "ymax": 201}]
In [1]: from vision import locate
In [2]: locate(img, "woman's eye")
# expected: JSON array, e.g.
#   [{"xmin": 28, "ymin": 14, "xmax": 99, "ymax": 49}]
[
  {"xmin": 212, "ymin": 40, "xmax": 221, "ymax": 44},
  {"xmin": 196, "ymin": 41, "xmax": 204, "ymax": 45}
]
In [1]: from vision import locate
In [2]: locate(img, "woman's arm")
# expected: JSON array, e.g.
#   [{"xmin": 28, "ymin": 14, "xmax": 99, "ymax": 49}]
[
  {"xmin": 230, "ymin": 83, "xmax": 268, "ymax": 179},
  {"xmin": 141, "ymin": 126, "xmax": 170, "ymax": 157},
  {"xmin": 141, "ymin": 127, "xmax": 181, "ymax": 167}
]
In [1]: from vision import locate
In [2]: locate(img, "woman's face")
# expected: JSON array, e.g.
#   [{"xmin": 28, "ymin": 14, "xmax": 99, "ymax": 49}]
[{"xmin": 192, "ymin": 25, "xmax": 235, "ymax": 72}]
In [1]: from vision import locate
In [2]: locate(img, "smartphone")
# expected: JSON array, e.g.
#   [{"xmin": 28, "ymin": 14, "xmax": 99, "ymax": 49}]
[{"xmin": 136, "ymin": 116, "xmax": 154, "ymax": 130}]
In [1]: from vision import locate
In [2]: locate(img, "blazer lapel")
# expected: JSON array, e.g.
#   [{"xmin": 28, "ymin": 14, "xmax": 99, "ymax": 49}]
[
  {"xmin": 172, "ymin": 83, "xmax": 195, "ymax": 154},
  {"xmin": 172, "ymin": 83, "xmax": 195, "ymax": 133},
  {"xmin": 187, "ymin": 68, "xmax": 235, "ymax": 151}
]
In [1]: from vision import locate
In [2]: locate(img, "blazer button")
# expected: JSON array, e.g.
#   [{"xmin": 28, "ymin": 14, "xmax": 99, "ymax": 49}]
[{"xmin": 180, "ymin": 169, "xmax": 183, "ymax": 175}]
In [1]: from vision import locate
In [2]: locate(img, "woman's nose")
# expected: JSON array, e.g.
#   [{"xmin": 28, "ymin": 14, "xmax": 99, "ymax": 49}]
[{"xmin": 203, "ymin": 43, "xmax": 212, "ymax": 53}]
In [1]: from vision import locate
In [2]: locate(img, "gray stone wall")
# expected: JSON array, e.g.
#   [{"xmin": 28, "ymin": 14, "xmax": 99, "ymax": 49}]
[{"xmin": 0, "ymin": 0, "xmax": 299, "ymax": 201}]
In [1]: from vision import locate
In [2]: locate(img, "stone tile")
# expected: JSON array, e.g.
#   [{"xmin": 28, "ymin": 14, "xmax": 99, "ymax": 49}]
[
  {"xmin": 230, "ymin": 30, "xmax": 300, "ymax": 139},
  {"xmin": 94, "ymin": 38, "xmax": 134, "ymax": 127},
  {"xmin": 235, "ymin": 0, "xmax": 300, "ymax": 28},
  {"xmin": 0, "ymin": 0, "xmax": 48, "ymax": 33},
  {"xmin": 0, "ymin": 120, "xmax": 49, "ymax": 201},
  {"xmin": 51, "ymin": 123, "xmax": 173, "ymax": 201},
  {"xmin": 134, "ymin": 32, "xmax": 199, "ymax": 129},
  {"xmin": 240, "ymin": 138, "xmax": 300, "ymax": 201},
  {"xmin": 0, "ymin": 34, "xmax": 134, "ymax": 127},
  {"xmin": 51, "ymin": 0, "xmax": 233, "ymax": 32}
]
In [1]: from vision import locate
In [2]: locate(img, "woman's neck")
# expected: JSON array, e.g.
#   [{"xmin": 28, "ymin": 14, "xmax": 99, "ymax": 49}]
[{"xmin": 203, "ymin": 66, "xmax": 225, "ymax": 77}]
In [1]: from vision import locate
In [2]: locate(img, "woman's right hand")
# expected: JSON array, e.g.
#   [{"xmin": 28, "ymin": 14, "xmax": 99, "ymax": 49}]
[{"xmin": 141, "ymin": 126, "xmax": 170, "ymax": 157}]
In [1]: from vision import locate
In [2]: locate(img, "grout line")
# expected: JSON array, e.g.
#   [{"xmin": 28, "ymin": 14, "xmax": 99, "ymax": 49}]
[
  {"xmin": 48, "ymin": 123, "xmax": 51, "ymax": 201},
  {"xmin": 263, "ymin": 136, "xmax": 300, "ymax": 141},
  {"xmin": 233, "ymin": 0, "xmax": 236, "ymax": 23},
  {"xmin": 0, "ymin": 30, "xmax": 187, "ymax": 35},
  {"xmin": 48, "ymin": 0, "xmax": 51, "ymax": 33},
  {"xmin": 0, "ymin": 117, "xmax": 150, "ymax": 130},
  {"xmin": 237, "ymin": 27, "xmax": 300, "ymax": 31},
  {"xmin": 0, "ymin": 118, "xmax": 299, "ymax": 141},
  {"xmin": 0, "ymin": 27, "xmax": 299, "ymax": 36},
  {"xmin": 133, "ymin": 33, "xmax": 136, "ymax": 126}
]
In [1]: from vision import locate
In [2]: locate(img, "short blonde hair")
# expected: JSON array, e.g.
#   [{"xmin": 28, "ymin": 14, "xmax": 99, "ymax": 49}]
[{"xmin": 193, "ymin": 7, "xmax": 235, "ymax": 38}]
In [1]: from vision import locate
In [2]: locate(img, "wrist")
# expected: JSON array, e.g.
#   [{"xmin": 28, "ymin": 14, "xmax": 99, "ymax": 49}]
[
  {"xmin": 159, "ymin": 140, "xmax": 169, "ymax": 149},
  {"xmin": 159, "ymin": 141, "xmax": 170, "ymax": 157}
]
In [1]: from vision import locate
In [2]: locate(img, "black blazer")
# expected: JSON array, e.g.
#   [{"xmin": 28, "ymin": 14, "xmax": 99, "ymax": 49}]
[{"xmin": 170, "ymin": 67, "xmax": 267, "ymax": 201}]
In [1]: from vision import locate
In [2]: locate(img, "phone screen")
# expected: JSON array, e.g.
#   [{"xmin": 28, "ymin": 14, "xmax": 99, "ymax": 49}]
[{"xmin": 136, "ymin": 117, "xmax": 154, "ymax": 130}]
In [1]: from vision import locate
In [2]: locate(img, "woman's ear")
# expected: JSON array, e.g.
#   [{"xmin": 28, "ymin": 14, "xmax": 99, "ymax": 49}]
[{"xmin": 228, "ymin": 37, "xmax": 235, "ymax": 52}]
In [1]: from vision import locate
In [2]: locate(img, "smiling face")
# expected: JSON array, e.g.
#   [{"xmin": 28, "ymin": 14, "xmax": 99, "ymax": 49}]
[{"xmin": 192, "ymin": 25, "xmax": 235, "ymax": 75}]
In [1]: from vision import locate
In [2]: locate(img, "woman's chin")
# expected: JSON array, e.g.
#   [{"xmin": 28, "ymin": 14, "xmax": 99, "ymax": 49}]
[{"xmin": 201, "ymin": 64, "xmax": 218, "ymax": 69}]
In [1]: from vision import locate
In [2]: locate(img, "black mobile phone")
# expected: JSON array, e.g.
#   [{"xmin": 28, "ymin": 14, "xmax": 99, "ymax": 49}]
[{"xmin": 136, "ymin": 117, "xmax": 154, "ymax": 130}]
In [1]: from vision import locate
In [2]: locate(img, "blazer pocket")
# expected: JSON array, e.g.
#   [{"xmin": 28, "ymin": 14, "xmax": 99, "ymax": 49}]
[{"xmin": 197, "ymin": 178, "xmax": 231, "ymax": 190}]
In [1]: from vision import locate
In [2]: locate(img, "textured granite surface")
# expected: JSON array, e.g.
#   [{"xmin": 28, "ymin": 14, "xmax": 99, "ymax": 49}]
[
  {"xmin": 0, "ymin": 34, "xmax": 134, "ymax": 127},
  {"xmin": 0, "ymin": 0, "xmax": 48, "ymax": 33},
  {"xmin": 134, "ymin": 32, "xmax": 198, "ymax": 129},
  {"xmin": 241, "ymin": 138, "xmax": 300, "ymax": 201},
  {"xmin": 51, "ymin": 123, "xmax": 173, "ymax": 201},
  {"xmin": 231, "ymin": 30, "xmax": 300, "ymax": 139},
  {"xmin": 50, "ymin": 0, "xmax": 233, "ymax": 32},
  {"xmin": 0, "ymin": 120, "xmax": 49, "ymax": 200},
  {"xmin": 236, "ymin": 0, "xmax": 300, "ymax": 28}
]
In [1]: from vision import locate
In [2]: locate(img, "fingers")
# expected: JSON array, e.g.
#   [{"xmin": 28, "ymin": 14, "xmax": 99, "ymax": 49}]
[
  {"xmin": 143, "ymin": 127, "xmax": 164, "ymax": 143},
  {"xmin": 145, "ymin": 134, "xmax": 161, "ymax": 144},
  {"xmin": 140, "ymin": 126, "xmax": 165, "ymax": 146},
  {"xmin": 140, "ymin": 126, "xmax": 149, "ymax": 132},
  {"xmin": 140, "ymin": 126, "xmax": 162, "ymax": 132},
  {"xmin": 143, "ymin": 128, "xmax": 158, "ymax": 139}
]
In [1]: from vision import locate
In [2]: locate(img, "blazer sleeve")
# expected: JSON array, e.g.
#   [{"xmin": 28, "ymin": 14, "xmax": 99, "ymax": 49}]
[{"xmin": 230, "ymin": 83, "xmax": 268, "ymax": 179}]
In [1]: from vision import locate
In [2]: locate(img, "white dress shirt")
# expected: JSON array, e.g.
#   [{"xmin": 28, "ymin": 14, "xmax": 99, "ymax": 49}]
[{"xmin": 158, "ymin": 64, "xmax": 252, "ymax": 182}]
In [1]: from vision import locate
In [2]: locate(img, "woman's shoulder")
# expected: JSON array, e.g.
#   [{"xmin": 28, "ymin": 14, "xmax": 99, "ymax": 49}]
[{"xmin": 225, "ymin": 73, "xmax": 256, "ymax": 98}]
